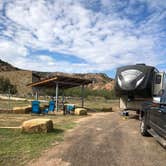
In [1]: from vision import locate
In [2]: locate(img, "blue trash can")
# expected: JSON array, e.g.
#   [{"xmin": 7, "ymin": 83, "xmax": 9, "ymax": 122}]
[
  {"xmin": 32, "ymin": 100, "xmax": 40, "ymax": 114},
  {"xmin": 66, "ymin": 104, "xmax": 75, "ymax": 113}
]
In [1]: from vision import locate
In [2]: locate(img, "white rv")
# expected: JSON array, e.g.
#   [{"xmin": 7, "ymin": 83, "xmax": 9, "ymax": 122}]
[{"xmin": 115, "ymin": 64, "xmax": 166, "ymax": 112}]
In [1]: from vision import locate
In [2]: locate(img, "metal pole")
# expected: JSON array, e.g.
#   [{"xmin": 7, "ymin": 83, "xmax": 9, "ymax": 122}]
[
  {"xmin": 62, "ymin": 89, "xmax": 64, "ymax": 103},
  {"xmin": 35, "ymin": 90, "xmax": 38, "ymax": 100},
  {"xmin": 56, "ymin": 82, "xmax": 59, "ymax": 111},
  {"xmin": 62, "ymin": 89, "xmax": 65, "ymax": 115},
  {"xmin": 81, "ymin": 84, "xmax": 84, "ymax": 107},
  {"xmin": 8, "ymin": 87, "xmax": 11, "ymax": 110}
]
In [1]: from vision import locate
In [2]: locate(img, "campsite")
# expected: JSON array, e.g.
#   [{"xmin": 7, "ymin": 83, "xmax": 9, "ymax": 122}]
[
  {"xmin": 0, "ymin": 0, "xmax": 166, "ymax": 166},
  {"xmin": 0, "ymin": 95, "xmax": 165, "ymax": 166},
  {"xmin": 0, "ymin": 65, "xmax": 165, "ymax": 165}
]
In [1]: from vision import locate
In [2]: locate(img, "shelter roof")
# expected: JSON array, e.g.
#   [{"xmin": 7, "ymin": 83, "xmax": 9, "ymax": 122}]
[{"xmin": 27, "ymin": 75, "xmax": 92, "ymax": 89}]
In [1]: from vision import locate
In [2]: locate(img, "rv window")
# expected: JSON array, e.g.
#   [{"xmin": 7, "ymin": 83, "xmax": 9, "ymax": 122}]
[{"xmin": 155, "ymin": 75, "xmax": 161, "ymax": 84}]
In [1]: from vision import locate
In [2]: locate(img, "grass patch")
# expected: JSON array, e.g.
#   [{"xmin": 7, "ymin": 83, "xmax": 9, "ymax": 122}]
[
  {"xmin": 0, "ymin": 97, "xmax": 118, "ymax": 112},
  {"xmin": 0, "ymin": 128, "xmax": 64, "ymax": 166},
  {"xmin": 67, "ymin": 97, "xmax": 119, "ymax": 112},
  {"xmin": 0, "ymin": 114, "xmax": 80, "ymax": 166},
  {"xmin": 0, "ymin": 99, "xmax": 31, "ymax": 110},
  {"xmin": 0, "ymin": 99, "xmax": 47, "ymax": 110}
]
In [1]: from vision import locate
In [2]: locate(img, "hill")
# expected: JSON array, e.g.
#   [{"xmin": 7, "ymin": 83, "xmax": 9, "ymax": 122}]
[
  {"xmin": 0, "ymin": 59, "xmax": 19, "ymax": 71},
  {"xmin": 0, "ymin": 59, "xmax": 114, "ymax": 92},
  {"xmin": 35, "ymin": 71, "xmax": 115, "ymax": 90}
]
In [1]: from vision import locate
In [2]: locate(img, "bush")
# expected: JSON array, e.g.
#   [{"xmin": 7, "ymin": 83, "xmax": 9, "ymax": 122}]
[
  {"xmin": 42, "ymin": 86, "xmax": 116, "ymax": 100},
  {"xmin": 42, "ymin": 88, "xmax": 64, "ymax": 96},
  {"xmin": 63, "ymin": 87, "xmax": 116, "ymax": 99},
  {"xmin": 0, "ymin": 76, "xmax": 17, "ymax": 94}
]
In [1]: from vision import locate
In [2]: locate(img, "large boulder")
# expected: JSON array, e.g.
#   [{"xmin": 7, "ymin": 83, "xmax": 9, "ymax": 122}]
[
  {"xmin": 75, "ymin": 108, "xmax": 87, "ymax": 115},
  {"xmin": 22, "ymin": 119, "xmax": 53, "ymax": 133}
]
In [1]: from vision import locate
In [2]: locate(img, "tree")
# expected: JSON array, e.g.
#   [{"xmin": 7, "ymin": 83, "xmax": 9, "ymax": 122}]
[
  {"xmin": 63, "ymin": 87, "xmax": 116, "ymax": 99},
  {"xmin": 0, "ymin": 76, "xmax": 17, "ymax": 94}
]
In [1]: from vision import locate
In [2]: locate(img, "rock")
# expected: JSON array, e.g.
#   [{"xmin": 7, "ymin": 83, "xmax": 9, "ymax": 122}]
[
  {"xmin": 21, "ymin": 119, "xmax": 53, "ymax": 133},
  {"xmin": 13, "ymin": 105, "xmax": 31, "ymax": 114},
  {"xmin": 75, "ymin": 108, "xmax": 87, "ymax": 115}
]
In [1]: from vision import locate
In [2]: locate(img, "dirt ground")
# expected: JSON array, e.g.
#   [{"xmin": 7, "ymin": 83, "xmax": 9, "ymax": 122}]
[{"xmin": 30, "ymin": 107, "xmax": 166, "ymax": 166}]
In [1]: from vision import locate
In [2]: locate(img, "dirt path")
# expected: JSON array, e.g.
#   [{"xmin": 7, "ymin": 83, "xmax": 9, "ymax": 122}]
[{"xmin": 30, "ymin": 111, "xmax": 166, "ymax": 166}]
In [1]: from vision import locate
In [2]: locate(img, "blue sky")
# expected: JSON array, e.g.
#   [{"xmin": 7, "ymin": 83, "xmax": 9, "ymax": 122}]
[{"xmin": 0, "ymin": 0, "xmax": 166, "ymax": 78}]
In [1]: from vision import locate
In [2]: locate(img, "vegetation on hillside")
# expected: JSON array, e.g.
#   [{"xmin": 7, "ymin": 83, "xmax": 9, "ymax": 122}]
[
  {"xmin": 0, "ymin": 76, "xmax": 17, "ymax": 94},
  {"xmin": 64, "ymin": 87, "xmax": 116, "ymax": 99},
  {"xmin": 44, "ymin": 87, "xmax": 116, "ymax": 99}
]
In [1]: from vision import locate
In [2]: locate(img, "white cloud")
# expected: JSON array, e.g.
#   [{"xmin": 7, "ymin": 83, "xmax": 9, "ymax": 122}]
[
  {"xmin": 0, "ymin": 40, "xmax": 27, "ymax": 60},
  {"xmin": 0, "ymin": 0, "xmax": 166, "ymax": 74}
]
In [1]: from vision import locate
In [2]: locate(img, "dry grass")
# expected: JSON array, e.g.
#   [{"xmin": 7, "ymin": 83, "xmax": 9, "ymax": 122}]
[
  {"xmin": 0, "ymin": 97, "xmax": 119, "ymax": 112},
  {"xmin": 0, "ymin": 98, "xmax": 48, "ymax": 111},
  {"xmin": 0, "ymin": 113, "xmax": 80, "ymax": 127},
  {"xmin": 67, "ymin": 97, "xmax": 119, "ymax": 112},
  {"xmin": 0, "ymin": 99, "xmax": 31, "ymax": 110}
]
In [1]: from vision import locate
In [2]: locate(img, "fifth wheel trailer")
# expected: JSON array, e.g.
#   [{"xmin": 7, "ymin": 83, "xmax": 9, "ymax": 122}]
[{"xmin": 115, "ymin": 64, "xmax": 166, "ymax": 112}]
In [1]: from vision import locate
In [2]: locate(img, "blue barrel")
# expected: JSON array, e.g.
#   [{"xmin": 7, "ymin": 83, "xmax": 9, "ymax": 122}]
[
  {"xmin": 66, "ymin": 104, "xmax": 75, "ymax": 112},
  {"xmin": 32, "ymin": 100, "xmax": 40, "ymax": 114}
]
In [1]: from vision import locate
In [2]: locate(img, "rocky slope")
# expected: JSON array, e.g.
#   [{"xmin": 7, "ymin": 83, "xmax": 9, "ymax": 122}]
[
  {"xmin": 0, "ymin": 59, "xmax": 19, "ymax": 71},
  {"xmin": 0, "ymin": 59, "xmax": 114, "ymax": 90},
  {"xmin": 36, "ymin": 71, "xmax": 115, "ymax": 90}
]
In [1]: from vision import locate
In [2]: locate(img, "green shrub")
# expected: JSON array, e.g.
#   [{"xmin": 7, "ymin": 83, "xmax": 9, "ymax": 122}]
[
  {"xmin": 63, "ymin": 87, "xmax": 116, "ymax": 99},
  {"xmin": 0, "ymin": 76, "xmax": 17, "ymax": 94}
]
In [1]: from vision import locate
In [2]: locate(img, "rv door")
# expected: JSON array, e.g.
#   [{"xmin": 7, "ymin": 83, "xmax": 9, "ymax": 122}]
[{"xmin": 153, "ymin": 72, "xmax": 165, "ymax": 96}]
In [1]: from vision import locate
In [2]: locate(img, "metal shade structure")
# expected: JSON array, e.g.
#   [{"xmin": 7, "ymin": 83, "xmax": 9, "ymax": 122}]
[{"xmin": 27, "ymin": 75, "xmax": 92, "ymax": 111}]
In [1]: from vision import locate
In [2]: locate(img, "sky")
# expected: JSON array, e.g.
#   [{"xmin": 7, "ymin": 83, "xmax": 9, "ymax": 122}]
[{"xmin": 0, "ymin": 0, "xmax": 166, "ymax": 78}]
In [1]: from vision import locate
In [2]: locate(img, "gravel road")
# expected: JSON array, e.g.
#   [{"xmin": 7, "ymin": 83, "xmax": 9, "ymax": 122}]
[{"xmin": 31, "ymin": 110, "xmax": 166, "ymax": 166}]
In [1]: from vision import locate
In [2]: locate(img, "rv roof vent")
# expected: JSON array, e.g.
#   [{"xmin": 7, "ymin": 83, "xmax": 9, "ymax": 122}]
[{"xmin": 136, "ymin": 63, "xmax": 146, "ymax": 66}]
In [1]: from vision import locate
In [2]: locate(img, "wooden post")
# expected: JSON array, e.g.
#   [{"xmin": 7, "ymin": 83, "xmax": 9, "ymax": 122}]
[
  {"xmin": 56, "ymin": 82, "xmax": 59, "ymax": 111},
  {"xmin": 81, "ymin": 84, "xmax": 85, "ymax": 107}
]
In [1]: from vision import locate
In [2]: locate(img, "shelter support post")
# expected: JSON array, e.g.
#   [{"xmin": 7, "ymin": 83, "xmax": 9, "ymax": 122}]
[
  {"xmin": 62, "ymin": 89, "xmax": 65, "ymax": 103},
  {"xmin": 81, "ymin": 84, "xmax": 85, "ymax": 107},
  {"xmin": 35, "ymin": 88, "xmax": 39, "ymax": 100},
  {"xmin": 62, "ymin": 89, "xmax": 66, "ymax": 115},
  {"xmin": 56, "ymin": 82, "xmax": 59, "ymax": 111},
  {"xmin": 8, "ymin": 87, "xmax": 11, "ymax": 110}
]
